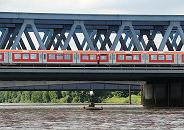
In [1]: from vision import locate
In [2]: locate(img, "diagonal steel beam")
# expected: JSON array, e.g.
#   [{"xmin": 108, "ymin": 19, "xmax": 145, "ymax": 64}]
[
  {"xmin": 24, "ymin": 29, "xmax": 36, "ymax": 50},
  {"xmin": 19, "ymin": 38, "xmax": 27, "ymax": 50},
  {"xmin": 73, "ymin": 33, "xmax": 83, "ymax": 50},
  {"xmin": 30, "ymin": 21, "xmax": 46, "ymax": 50},
  {"xmin": 80, "ymin": 21, "xmax": 95, "ymax": 50},
  {"xmin": 12, "ymin": 20, "xmax": 28, "ymax": 50},
  {"xmin": 176, "ymin": 23, "xmax": 184, "ymax": 51},
  {"xmin": 6, "ymin": 25, "xmax": 21, "ymax": 49},
  {"xmin": 110, "ymin": 23, "xmax": 125, "ymax": 51},
  {"xmin": 0, "ymin": 28, "xmax": 8, "ymax": 49},
  {"xmin": 54, "ymin": 29, "xmax": 66, "ymax": 50},
  {"xmin": 100, "ymin": 30, "xmax": 112, "ymax": 50},
  {"xmin": 158, "ymin": 22, "xmax": 174, "ymax": 51},
  {"xmin": 62, "ymin": 22, "xmax": 77, "ymax": 50},
  {"xmin": 129, "ymin": 24, "xmax": 143, "ymax": 51}
]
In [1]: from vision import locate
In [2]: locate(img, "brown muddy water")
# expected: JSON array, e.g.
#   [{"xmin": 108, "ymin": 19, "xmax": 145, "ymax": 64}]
[{"xmin": 0, "ymin": 104, "xmax": 184, "ymax": 130}]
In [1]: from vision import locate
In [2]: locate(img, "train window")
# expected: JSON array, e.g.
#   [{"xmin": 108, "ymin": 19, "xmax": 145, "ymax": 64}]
[
  {"xmin": 90, "ymin": 54, "xmax": 96, "ymax": 60},
  {"xmin": 30, "ymin": 54, "xmax": 37, "ymax": 59},
  {"xmin": 82, "ymin": 54, "xmax": 88, "ymax": 60},
  {"xmin": 22, "ymin": 54, "xmax": 29, "ymax": 59},
  {"xmin": 64, "ymin": 54, "xmax": 70, "ymax": 60},
  {"xmin": 14, "ymin": 53, "xmax": 21, "ymax": 59},
  {"xmin": 100, "ymin": 54, "xmax": 107, "ymax": 60},
  {"xmin": 49, "ymin": 54, "xmax": 55, "ymax": 60},
  {"xmin": 158, "ymin": 55, "xmax": 164, "ymax": 60},
  {"xmin": 133, "ymin": 55, "xmax": 139, "ymax": 60},
  {"xmin": 126, "ymin": 55, "xmax": 132, "ymax": 60},
  {"xmin": 56, "ymin": 54, "xmax": 63, "ymax": 60},
  {"xmin": 118, "ymin": 55, "xmax": 124, "ymax": 60},
  {"xmin": 151, "ymin": 55, "xmax": 157, "ymax": 60},
  {"xmin": 166, "ymin": 55, "xmax": 172, "ymax": 61}
]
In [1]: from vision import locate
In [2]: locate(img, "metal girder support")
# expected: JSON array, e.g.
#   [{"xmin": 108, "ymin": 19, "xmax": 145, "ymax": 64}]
[
  {"xmin": 62, "ymin": 21, "xmax": 95, "ymax": 50},
  {"xmin": 24, "ymin": 29, "xmax": 36, "ymax": 50},
  {"xmin": 158, "ymin": 22, "xmax": 184, "ymax": 51},
  {"xmin": 119, "ymin": 33, "xmax": 129, "ymax": 51},
  {"xmin": 0, "ymin": 28, "xmax": 8, "ymax": 49},
  {"xmin": 53, "ymin": 28, "xmax": 66, "ymax": 50},
  {"xmin": 85, "ymin": 30, "xmax": 104, "ymax": 50},
  {"xmin": 12, "ymin": 19, "xmax": 46, "ymax": 50},
  {"xmin": 38, "ymin": 30, "xmax": 51, "ymax": 50},
  {"xmin": 171, "ymin": 30, "xmax": 179, "ymax": 50},
  {"xmin": 6, "ymin": 25, "xmax": 21, "ymax": 49},
  {"xmin": 46, "ymin": 29, "xmax": 58, "ymax": 50},
  {"xmin": 100, "ymin": 29, "xmax": 113, "ymax": 50},
  {"xmin": 141, "ymin": 30, "xmax": 158, "ymax": 51},
  {"xmin": 175, "ymin": 23, "xmax": 184, "ymax": 51},
  {"xmin": 19, "ymin": 38, "xmax": 26, "ymax": 50},
  {"xmin": 110, "ymin": 21, "xmax": 143, "ymax": 51},
  {"xmin": 0, "ymin": 28, "xmax": 14, "ymax": 49},
  {"xmin": 92, "ymin": 30, "xmax": 102, "ymax": 50},
  {"xmin": 0, "ymin": 29, "xmax": 6, "ymax": 43},
  {"xmin": 73, "ymin": 33, "xmax": 83, "ymax": 50}
]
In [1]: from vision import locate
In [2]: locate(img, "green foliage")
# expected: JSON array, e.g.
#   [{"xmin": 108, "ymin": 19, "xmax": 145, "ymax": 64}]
[
  {"xmin": 0, "ymin": 90, "xmax": 141, "ymax": 104},
  {"xmin": 103, "ymin": 94, "xmax": 141, "ymax": 104}
]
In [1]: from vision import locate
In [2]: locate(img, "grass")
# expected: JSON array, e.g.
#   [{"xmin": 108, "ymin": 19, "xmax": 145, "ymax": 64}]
[{"xmin": 103, "ymin": 95, "xmax": 141, "ymax": 104}]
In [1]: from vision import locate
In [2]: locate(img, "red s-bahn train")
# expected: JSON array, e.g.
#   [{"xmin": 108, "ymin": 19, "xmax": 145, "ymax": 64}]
[{"xmin": 0, "ymin": 50, "xmax": 183, "ymax": 65}]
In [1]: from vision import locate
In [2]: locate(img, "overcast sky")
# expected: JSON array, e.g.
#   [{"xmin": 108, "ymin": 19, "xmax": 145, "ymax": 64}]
[{"xmin": 0, "ymin": 0, "xmax": 184, "ymax": 15}]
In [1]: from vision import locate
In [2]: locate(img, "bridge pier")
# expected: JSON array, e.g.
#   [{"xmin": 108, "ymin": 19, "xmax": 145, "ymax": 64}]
[{"xmin": 143, "ymin": 81, "xmax": 184, "ymax": 107}]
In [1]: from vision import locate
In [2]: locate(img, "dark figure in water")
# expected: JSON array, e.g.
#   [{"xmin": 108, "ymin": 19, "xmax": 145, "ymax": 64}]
[{"xmin": 89, "ymin": 90, "xmax": 95, "ymax": 107}]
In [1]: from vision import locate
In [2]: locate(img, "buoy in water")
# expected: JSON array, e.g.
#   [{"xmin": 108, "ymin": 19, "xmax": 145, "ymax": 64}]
[{"xmin": 83, "ymin": 106, "xmax": 103, "ymax": 110}]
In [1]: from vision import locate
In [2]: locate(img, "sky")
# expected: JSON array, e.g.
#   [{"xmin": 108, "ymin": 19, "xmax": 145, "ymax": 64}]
[{"xmin": 0, "ymin": 0, "xmax": 184, "ymax": 15}]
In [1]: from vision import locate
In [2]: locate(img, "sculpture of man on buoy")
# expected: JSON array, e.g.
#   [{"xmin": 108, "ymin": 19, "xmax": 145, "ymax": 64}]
[{"xmin": 89, "ymin": 90, "xmax": 95, "ymax": 107}]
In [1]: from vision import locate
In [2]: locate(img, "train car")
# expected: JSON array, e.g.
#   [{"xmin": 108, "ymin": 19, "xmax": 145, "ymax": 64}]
[
  {"xmin": 112, "ymin": 51, "xmax": 145, "ymax": 65},
  {"xmin": 42, "ymin": 50, "xmax": 76, "ymax": 64},
  {"xmin": 77, "ymin": 51, "xmax": 112, "ymax": 65},
  {"xmin": 77, "ymin": 51, "xmax": 98, "ymax": 65},
  {"xmin": 176, "ymin": 52, "xmax": 184, "ymax": 65},
  {"xmin": 0, "ymin": 50, "xmax": 9, "ymax": 64},
  {"xmin": 9, "ymin": 50, "xmax": 41, "ymax": 64},
  {"xmin": 98, "ymin": 51, "xmax": 112, "ymax": 65},
  {"xmin": 145, "ymin": 51, "xmax": 177, "ymax": 65}
]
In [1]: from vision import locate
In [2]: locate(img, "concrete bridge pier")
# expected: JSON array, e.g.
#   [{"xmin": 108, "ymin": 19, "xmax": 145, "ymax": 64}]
[{"xmin": 143, "ymin": 81, "xmax": 184, "ymax": 107}]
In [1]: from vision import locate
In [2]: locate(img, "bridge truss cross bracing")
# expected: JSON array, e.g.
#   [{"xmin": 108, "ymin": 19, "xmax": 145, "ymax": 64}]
[{"xmin": 1, "ymin": 13, "xmax": 184, "ymax": 51}]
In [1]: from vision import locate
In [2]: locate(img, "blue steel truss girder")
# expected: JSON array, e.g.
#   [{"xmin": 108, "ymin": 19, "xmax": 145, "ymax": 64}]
[{"xmin": 0, "ymin": 12, "xmax": 184, "ymax": 51}]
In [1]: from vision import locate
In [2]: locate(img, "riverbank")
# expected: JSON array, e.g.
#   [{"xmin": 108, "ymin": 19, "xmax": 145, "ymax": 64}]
[{"xmin": 0, "ymin": 103, "xmax": 143, "ymax": 109}]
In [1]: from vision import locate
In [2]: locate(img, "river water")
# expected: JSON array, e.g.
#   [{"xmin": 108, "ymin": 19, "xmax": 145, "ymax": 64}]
[{"xmin": 0, "ymin": 104, "xmax": 184, "ymax": 130}]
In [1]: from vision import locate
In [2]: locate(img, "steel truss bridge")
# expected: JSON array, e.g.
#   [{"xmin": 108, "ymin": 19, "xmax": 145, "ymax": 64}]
[
  {"xmin": 1, "ymin": 12, "xmax": 184, "ymax": 51},
  {"xmin": 1, "ymin": 12, "xmax": 184, "ymax": 93}
]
